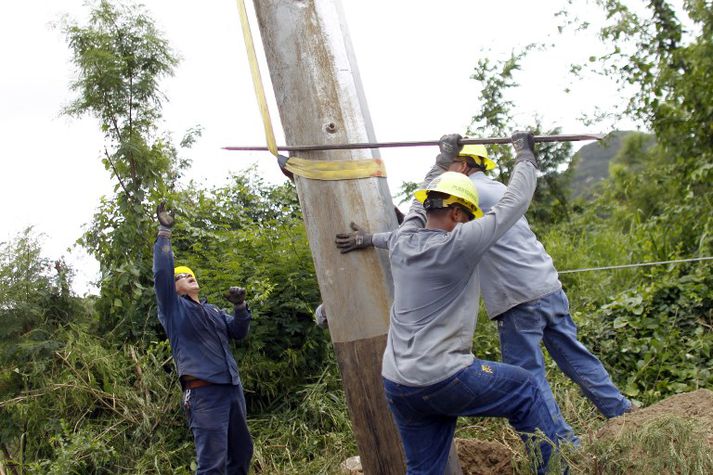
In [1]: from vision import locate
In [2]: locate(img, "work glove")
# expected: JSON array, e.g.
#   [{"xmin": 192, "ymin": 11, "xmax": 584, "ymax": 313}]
[
  {"xmin": 436, "ymin": 133, "xmax": 463, "ymax": 169},
  {"xmin": 511, "ymin": 131, "xmax": 539, "ymax": 169},
  {"xmin": 314, "ymin": 303, "xmax": 328, "ymax": 328},
  {"xmin": 394, "ymin": 206, "xmax": 405, "ymax": 225},
  {"xmin": 224, "ymin": 286, "xmax": 247, "ymax": 309},
  {"xmin": 156, "ymin": 202, "xmax": 175, "ymax": 237},
  {"xmin": 335, "ymin": 222, "xmax": 373, "ymax": 254},
  {"xmin": 277, "ymin": 154, "xmax": 294, "ymax": 181}
]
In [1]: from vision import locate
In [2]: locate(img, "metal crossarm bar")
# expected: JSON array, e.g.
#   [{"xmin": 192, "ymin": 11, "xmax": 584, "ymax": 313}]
[{"xmin": 223, "ymin": 133, "xmax": 605, "ymax": 153}]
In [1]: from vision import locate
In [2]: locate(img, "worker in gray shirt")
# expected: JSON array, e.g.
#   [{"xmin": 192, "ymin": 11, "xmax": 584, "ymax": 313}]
[
  {"xmin": 337, "ymin": 132, "xmax": 562, "ymax": 475},
  {"xmin": 339, "ymin": 143, "xmax": 635, "ymax": 449},
  {"xmin": 447, "ymin": 146, "xmax": 633, "ymax": 433}
]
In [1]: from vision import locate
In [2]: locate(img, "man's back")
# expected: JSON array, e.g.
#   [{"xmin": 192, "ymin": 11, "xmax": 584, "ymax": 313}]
[
  {"xmin": 383, "ymin": 225, "xmax": 481, "ymax": 386},
  {"xmin": 471, "ymin": 172, "xmax": 561, "ymax": 318},
  {"xmin": 382, "ymin": 162, "xmax": 539, "ymax": 387}
]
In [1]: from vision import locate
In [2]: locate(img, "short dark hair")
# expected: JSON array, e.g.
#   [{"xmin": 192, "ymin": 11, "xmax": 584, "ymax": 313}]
[{"xmin": 458, "ymin": 156, "xmax": 486, "ymax": 172}]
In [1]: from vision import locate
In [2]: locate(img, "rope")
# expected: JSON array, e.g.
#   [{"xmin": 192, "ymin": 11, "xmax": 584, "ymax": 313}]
[
  {"xmin": 284, "ymin": 157, "xmax": 387, "ymax": 181},
  {"xmin": 236, "ymin": 0, "xmax": 278, "ymax": 155},
  {"xmin": 234, "ymin": 0, "xmax": 387, "ymax": 181},
  {"xmin": 559, "ymin": 256, "xmax": 713, "ymax": 274}
]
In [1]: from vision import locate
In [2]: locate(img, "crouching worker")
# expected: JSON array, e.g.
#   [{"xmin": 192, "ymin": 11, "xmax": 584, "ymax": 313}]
[
  {"xmin": 336, "ymin": 132, "xmax": 563, "ymax": 474},
  {"xmin": 153, "ymin": 203, "xmax": 253, "ymax": 475}
]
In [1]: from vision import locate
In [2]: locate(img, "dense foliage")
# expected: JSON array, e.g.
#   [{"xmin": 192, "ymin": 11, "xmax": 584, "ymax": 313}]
[{"xmin": 545, "ymin": 0, "xmax": 713, "ymax": 407}]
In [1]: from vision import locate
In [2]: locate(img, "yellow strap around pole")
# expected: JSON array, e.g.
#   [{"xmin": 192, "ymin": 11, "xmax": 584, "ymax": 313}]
[
  {"xmin": 236, "ymin": 0, "xmax": 278, "ymax": 156},
  {"xmin": 285, "ymin": 157, "xmax": 387, "ymax": 181},
  {"xmin": 235, "ymin": 0, "xmax": 387, "ymax": 181}
]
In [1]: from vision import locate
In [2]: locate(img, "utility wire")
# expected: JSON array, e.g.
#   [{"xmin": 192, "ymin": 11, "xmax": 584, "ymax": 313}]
[{"xmin": 559, "ymin": 256, "xmax": 713, "ymax": 274}]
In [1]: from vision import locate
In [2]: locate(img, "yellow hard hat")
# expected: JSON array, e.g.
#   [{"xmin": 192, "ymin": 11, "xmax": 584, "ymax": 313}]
[
  {"xmin": 414, "ymin": 171, "xmax": 483, "ymax": 218},
  {"xmin": 459, "ymin": 144, "xmax": 496, "ymax": 171},
  {"xmin": 174, "ymin": 266, "xmax": 195, "ymax": 279}
]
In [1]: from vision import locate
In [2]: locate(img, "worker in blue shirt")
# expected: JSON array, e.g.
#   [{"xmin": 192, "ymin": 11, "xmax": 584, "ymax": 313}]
[{"xmin": 153, "ymin": 203, "xmax": 253, "ymax": 475}]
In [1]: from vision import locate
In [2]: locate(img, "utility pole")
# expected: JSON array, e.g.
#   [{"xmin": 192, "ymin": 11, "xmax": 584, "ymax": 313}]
[{"xmin": 250, "ymin": 1, "xmax": 462, "ymax": 473}]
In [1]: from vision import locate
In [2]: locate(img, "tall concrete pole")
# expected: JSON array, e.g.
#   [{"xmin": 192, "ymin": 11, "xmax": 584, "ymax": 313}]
[
  {"xmin": 250, "ymin": 1, "xmax": 403, "ymax": 473},
  {"xmin": 250, "ymin": 1, "xmax": 461, "ymax": 473}
]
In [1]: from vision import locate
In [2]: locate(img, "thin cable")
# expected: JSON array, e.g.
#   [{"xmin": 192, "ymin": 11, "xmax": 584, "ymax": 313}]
[{"xmin": 559, "ymin": 256, "xmax": 713, "ymax": 274}]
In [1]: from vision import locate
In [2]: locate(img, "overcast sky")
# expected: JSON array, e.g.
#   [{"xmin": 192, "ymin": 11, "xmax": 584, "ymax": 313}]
[{"xmin": 0, "ymin": 1, "xmax": 634, "ymax": 293}]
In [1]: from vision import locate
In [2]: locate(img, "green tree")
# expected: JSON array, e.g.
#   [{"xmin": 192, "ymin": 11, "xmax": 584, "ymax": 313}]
[
  {"xmin": 563, "ymin": 0, "xmax": 713, "ymax": 257},
  {"xmin": 62, "ymin": 0, "xmax": 195, "ymax": 340},
  {"xmin": 542, "ymin": 0, "xmax": 713, "ymax": 404},
  {"xmin": 467, "ymin": 51, "xmax": 574, "ymax": 226}
]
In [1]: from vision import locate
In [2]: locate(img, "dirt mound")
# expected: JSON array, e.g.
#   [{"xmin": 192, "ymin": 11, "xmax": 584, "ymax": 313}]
[
  {"xmin": 454, "ymin": 389, "xmax": 713, "ymax": 474},
  {"xmin": 597, "ymin": 388, "xmax": 713, "ymax": 446},
  {"xmin": 455, "ymin": 438, "xmax": 513, "ymax": 475}
]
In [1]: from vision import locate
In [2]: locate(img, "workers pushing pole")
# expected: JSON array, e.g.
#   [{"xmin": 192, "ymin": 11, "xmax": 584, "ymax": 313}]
[{"xmin": 226, "ymin": 1, "xmax": 609, "ymax": 473}]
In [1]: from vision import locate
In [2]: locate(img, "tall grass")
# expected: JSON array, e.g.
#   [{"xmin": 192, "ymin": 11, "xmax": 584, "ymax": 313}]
[{"xmin": 250, "ymin": 360, "xmax": 356, "ymax": 474}]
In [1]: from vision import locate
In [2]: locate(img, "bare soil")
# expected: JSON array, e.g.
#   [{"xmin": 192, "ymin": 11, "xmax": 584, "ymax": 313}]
[
  {"xmin": 455, "ymin": 438, "xmax": 513, "ymax": 475},
  {"xmin": 454, "ymin": 388, "xmax": 713, "ymax": 474}
]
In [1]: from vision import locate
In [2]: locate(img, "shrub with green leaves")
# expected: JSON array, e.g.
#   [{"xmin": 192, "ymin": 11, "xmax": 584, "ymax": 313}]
[
  {"xmin": 577, "ymin": 264, "xmax": 712, "ymax": 403},
  {"xmin": 165, "ymin": 173, "xmax": 330, "ymax": 411}
]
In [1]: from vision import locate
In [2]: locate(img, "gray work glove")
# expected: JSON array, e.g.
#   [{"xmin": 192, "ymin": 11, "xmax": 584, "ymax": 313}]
[
  {"xmin": 314, "ymin": 303, "xmax": 328, "ymax": 328},
  {"xmin": 335, "ymin": 222, "xmax": 373, "ymax": 254},
  {"xmin": 277, "ymin": 154, "xmax": 294, "ymax": 181},
  {"xmin": 224, "ymin": 286, "xmax": 247, "ymax": 309},
  {"xmin": 156, "ymin": 202, "xmax": 175, "ymax": 237},
  {"xmin": 394, "ymin": 206, "xmax": 405, "ymax": 225},
  {"xmin": 436, "ymin": 133, "xmax": 463, "ymax": 169},
  {"xmin": 511, "ymin": 131, "xmax": 539, "ymax": 169}
]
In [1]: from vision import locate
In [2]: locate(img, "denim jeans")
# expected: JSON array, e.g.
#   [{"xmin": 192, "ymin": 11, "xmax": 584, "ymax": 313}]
[
  {"xmin": 183, "ymin": 384, "xmax": 253, "ymax": 475},
  {"xmin": 498, "ymin": 289, "xmax": 631, "ymax": 427},
  {"xmin": 383, "ymin": 360, "xmax": 561, "ymax": 475}
]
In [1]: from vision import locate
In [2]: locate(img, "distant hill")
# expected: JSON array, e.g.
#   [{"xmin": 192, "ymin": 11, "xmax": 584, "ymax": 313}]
[{"xmin": 569, "ymin": 130, "xmax": 642, "ymax": 199}]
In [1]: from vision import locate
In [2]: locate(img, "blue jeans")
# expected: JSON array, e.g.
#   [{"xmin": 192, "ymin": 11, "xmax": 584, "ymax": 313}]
[
  {"xmin": 383, "ymin": 360, "xmax": 561, "ymax": 475},
  {"xmin": 182, "ymin": 384, "xmax": 253, "ymax": 475},
  {"xmin": 498, "ymin": 289, "xmax": 631, "ymax": 428}
]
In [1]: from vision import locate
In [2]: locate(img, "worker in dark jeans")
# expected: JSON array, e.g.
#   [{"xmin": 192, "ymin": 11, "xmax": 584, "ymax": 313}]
[
  {"xmin": 447, "ymin": 147, "xmax": 633, "ymax": 443},
  {"xmin": 153, "ymin": 203, "xmax": 253, "ymax": 474},
  {"xmin": 337, "ymin": 132, "xmax": 563, "ymax": 474}
]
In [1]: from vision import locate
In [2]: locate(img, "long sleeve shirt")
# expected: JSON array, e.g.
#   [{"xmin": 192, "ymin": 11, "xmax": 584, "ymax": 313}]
[
  {"xmin": 471, "ymin": 172, "xmax": 561, "ymax": 318},
  {"xmin": 153, "ymin": 235, "xmax": 251, "ymax": 385},
  {"xmin": 379, "ymin": 161, "xmax": 537, "ymax": 386}
]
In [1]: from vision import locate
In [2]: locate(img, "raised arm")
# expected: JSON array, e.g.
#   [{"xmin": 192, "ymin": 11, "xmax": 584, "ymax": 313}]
[
  {"xmin": 153, "ymin": 203, "xmax": 179, "ymax": 326},
  {"xmin": 399, "ymin": 133, "xmax": 463, "ymax": 232},
  {"xmin": 456, "ymin": 131, "xmax": 540, "ymax": 262}
]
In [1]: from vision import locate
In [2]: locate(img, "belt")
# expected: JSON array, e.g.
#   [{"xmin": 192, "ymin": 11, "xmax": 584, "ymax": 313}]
[{"xmin": 181, "ymin": 377, "xmax": 213, "ymax": 390}]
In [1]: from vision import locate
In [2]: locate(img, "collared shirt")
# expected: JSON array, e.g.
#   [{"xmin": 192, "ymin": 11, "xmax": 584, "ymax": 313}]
[
  {"xmin": 470, "ymin": 172, "xmax": 561, "ymax": 318},
  {"xmin": 377, "ymin": 162, "xmax": 537, "ymax": 386},
  {"xmin": 153, "ymin": 235, "xmax": 251, "ymax": 385}
]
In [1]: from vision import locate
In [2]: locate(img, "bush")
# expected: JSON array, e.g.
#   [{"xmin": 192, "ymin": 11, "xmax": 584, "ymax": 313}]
[{"xmin": 577, "ymin": 264, "xmax": 712, "ymax": 403}]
